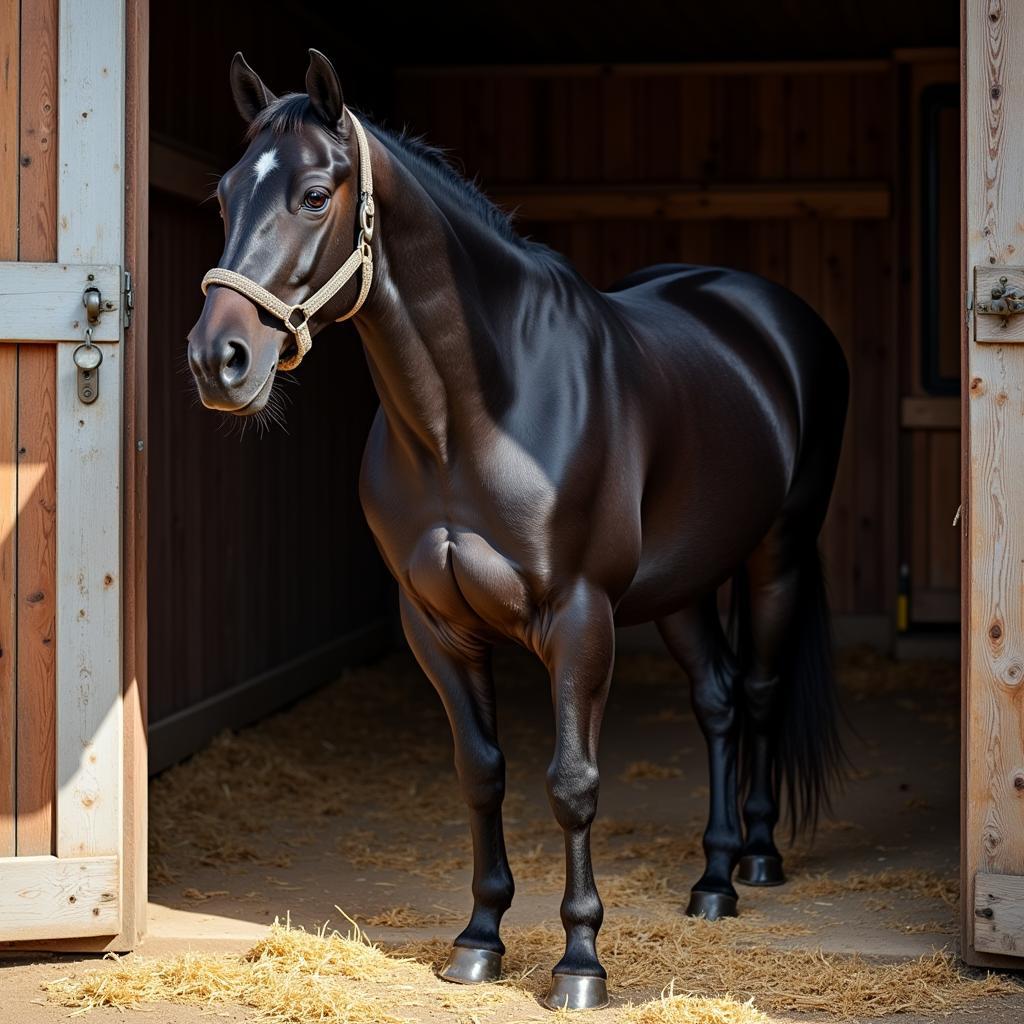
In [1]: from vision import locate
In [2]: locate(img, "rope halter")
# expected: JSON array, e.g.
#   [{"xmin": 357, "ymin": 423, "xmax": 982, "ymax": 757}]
[{"xmin": 201, "ymin": 111, "xmax": 375, "ymax": 372}]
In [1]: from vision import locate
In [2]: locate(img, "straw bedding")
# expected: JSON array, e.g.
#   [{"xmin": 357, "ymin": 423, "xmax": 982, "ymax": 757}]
[{"xmin": 52, "ymin": 649, "xmax": 1015, "ymax": 1022}]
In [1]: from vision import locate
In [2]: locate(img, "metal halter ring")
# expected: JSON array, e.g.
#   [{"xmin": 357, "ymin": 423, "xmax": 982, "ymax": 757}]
[
  {"xmin": 286, "ymin": 306, "xmax": 310, "ymax": 333},
  {"xmin": 359, "ymin": 193, "xmax": 375, "ymax": 242}
]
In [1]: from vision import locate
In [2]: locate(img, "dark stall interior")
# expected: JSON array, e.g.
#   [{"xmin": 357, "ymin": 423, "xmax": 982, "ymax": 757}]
[{"xmin": 147, "ymin": 1, "xmax": 961, "ymax": 771}]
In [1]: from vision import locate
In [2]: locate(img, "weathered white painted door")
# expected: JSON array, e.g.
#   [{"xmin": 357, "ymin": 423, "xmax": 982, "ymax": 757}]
[
  {"xmin": 0, "ymin": 0, "xmax": 143, "ymax": 946},
  {"xmin": 963, "ymin": 0, "xmax": 1024, "ymax": 965}
]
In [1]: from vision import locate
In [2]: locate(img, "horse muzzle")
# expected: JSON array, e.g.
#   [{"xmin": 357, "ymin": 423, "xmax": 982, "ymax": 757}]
[{"xmin": 187, "ymin": 286, "xmax": 283, "ymax": 414}]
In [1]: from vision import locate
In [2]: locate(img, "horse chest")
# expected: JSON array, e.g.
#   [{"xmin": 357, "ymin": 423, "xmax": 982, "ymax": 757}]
[{"xmin": 404, "ymin": 525, "xmax": 536, "ymax": 636}]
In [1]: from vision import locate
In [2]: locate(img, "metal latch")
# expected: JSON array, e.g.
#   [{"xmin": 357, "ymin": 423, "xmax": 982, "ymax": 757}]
[
  {"xmin": 123, "ymin": 270, "xmax": 134, "ymax": 329},
  {"xmin": 975, "ymin": 276, "xmax": 1024, "ymax": 321},
  {"xmin": 74, "ymin": 286, "xmax": 104, "ymax": 404}
]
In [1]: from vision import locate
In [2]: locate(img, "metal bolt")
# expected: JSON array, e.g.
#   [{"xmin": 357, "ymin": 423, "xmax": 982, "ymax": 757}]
[{"xmin": 136, "ymin": 439, "xmax": 144, "ymax": 452}]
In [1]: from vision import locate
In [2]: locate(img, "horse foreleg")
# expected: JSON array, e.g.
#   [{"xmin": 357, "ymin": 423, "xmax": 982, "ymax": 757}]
[
  {"xmin": 399, "ymin": 593, "xmax": 513, "ymax": 984},
  {"xmin": 540, "ymin": 583, "xmax": 614, "ymax": 1011},
  {"xmin": 657, "ymin": 599, "xmax": 742, "ymax": 919}
]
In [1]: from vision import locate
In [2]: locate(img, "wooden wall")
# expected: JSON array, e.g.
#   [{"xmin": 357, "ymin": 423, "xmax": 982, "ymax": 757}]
[
  {"xmin": 395, "ymin": 64, "xmax": 901, "ymax": 622},
  {"xmin": 147, "ymin": 4, "xmax": 394, "ymax": 769}
]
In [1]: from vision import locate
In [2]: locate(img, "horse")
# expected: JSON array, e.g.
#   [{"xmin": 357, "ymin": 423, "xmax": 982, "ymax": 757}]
[{"xmin": 187, "ymin": 49, "xmax": 849, "ymax": 1011}]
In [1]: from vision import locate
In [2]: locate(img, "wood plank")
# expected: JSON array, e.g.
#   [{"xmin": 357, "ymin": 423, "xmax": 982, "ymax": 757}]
[
  {"xmin": 18, "ymin": 0, "xmax": 58, "ymax": 263},
  {"xmin": 0, "ymin": 0, "xmax": 18, "ymax": 259},
  {"xmin": 0, "ymin": 347, "xmax": 15, "ymax": 858},
  {"xmin": 0, "ymin": 0, "xmax": 18, "ymax": 860},
  {"xmin": 964, "ymin": 0, "xmax": 1024, "ymax": 964},
  {"xmin": 57, "ymin": 0, "xmax": 125, "ymax": 265},
  {"xmin": 488, "ymin": 184, "xmax": 891, "ymax": 221},
  {"xmin": 0, "ymin": 263, "xmax": 121, "ymax": 342},
  {"xmin": 55, "ymin": 342, "xmax": 121, "ymax": 859},
  {"xmin": 974, "ymin": 873, "xmax": 1024, "ymax": 956},
  {"xmin": 117, "ymin": 0, "xmax": 148, "ymax": 949},
  {"xmin": 15, "ymin": 346, "xmax": 56, "ymax": 857},
  {"xmin": 0, "ymin": 855, "xmax": 119, "ymax": 942}
]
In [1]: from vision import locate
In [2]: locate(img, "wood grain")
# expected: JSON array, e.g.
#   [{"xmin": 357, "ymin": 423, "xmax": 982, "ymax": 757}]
[
  {"xmin": 18, "ymin": 0, "xmax": 58, "ymax": 264},
  {"xmin": 0, "ymin": 854, "xmax": 119, "ymax": 941},
  {"xmin": 963, "ymin": 0, "xmax": 1024, "ymax": 964},
  {"xmin": 974, "ymin": 872, "xmax": 1024, "ymax": 955},
  {"xmin": 0, "ymin": 347, "xmax": 15, "ymax": 857},
  {"xmin": 15, "ymin": 346, "xmax": 56, "ymax": 857},
  {"xmin": 0, "ymin": 263, "xmax": 122, "ymax": 341},
  {"xmin": 0, "ymin": 0, "xmax": 17, "ymax": 260}
]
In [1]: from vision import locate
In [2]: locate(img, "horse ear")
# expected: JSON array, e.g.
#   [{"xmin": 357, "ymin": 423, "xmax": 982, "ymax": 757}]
[
  {"xmin": 305, "ymin": 49, "xmax": 345, "ymax": 130},
  {"xmin": 230, "ymin": 52, "xmax": 276, "ymax": 125}
]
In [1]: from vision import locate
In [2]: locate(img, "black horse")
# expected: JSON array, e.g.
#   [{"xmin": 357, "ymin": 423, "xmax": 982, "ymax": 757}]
[{"xmin": 188, "ymin": 50, "xmax": 848, "ymax": 1011}]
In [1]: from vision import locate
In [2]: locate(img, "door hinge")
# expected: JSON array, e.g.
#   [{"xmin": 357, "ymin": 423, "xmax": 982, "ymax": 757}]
[{"xmin": 123, "ymin": 270, "xmax": 134, "ymax": 329}]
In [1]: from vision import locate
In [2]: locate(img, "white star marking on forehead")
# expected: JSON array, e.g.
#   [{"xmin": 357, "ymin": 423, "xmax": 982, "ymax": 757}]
[{"xmin": 252, "ymin": 148, "xmax": 279, "ymax": 188}]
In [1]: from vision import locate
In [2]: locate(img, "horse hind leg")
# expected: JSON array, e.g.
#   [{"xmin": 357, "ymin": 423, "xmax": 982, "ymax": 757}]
[
  {"xmin": 734, "ymin": 547, "xmax": 798, "ymax": 887},
  {"xmin": 657, "ymin": 598, "xmax": 742, "ymax": 920}
]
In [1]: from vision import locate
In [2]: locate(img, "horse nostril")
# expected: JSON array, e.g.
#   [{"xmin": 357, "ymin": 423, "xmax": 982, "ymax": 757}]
[{"xmin": 219, "ymin": 338, "xmax": 251, "ymax": 387}]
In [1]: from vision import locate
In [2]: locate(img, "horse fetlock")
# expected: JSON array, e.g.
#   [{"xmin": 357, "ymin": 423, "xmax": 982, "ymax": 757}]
[{"xmin": 471, "ymin": 868, "xmax": 515, "ymax": 911}]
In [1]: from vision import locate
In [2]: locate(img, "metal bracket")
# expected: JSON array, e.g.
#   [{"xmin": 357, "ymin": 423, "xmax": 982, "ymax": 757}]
[{"xmin": 975, "ymin": 275, "xmax": 1024, "ymax": 321}]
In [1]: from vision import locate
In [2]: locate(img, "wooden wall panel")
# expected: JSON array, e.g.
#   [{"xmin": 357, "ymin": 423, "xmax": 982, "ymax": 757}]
[
  {"xmin": 15, "ymin": 351, "xmax": 56, "ymax": 856},
  {"xmin": 145, "ymin": 191, "xmax": 393, "ymax": 730},
  {"xmin": 0, "ymin": 0, "xmax": 18, "ymax": 857},
  {"xmin": 15, "ymin": 0, "xmax": 59, "ymax": 858},
  {"xmin": 395, "ymin": 64, "xmax": 900, "ymax": 618}
]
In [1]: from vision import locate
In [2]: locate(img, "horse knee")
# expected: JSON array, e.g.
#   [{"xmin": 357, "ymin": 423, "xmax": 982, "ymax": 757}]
[
  {"xmin": 456, "ymin": 745, "xmax": 506, "ymax": 813},
  {"xmin": 546, "ymin": 761, "xmax": 600, "ymax": 832}
]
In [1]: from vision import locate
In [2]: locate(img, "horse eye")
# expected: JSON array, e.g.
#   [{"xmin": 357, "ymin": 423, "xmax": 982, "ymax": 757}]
[{"xmin": 302, "ymin": 188, "xmax": 330, "ymax": 211}]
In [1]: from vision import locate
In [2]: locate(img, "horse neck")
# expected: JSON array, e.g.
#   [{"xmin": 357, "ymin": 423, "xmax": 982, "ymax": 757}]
[{"xmin": 353, "ymin": 130, "xmax": 542, "ymax": 463}]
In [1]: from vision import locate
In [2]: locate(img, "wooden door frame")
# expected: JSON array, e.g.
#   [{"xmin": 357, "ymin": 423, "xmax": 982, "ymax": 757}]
[{"xmin": 961, "ymin": 0, "xmax": 1024, "ymax": 967}]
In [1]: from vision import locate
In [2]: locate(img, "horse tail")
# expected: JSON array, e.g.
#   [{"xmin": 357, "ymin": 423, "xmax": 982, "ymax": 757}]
[{"xmin": 734, "ymin": 546, "xmax": 845, "ymax": 838}]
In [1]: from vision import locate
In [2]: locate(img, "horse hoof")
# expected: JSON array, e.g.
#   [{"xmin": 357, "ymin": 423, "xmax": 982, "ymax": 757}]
[
  {"xmin": 439, "ymin": 946, "xmax": 503, "ymax": 984},
  {"xmin": 736, "ymin": 854, "xmax": 786, "ymax": 887},
  {"xmin": 543, "ymin": 974, "xmax": 609, "ymax": 1011},
  {"xmin": 685, "ymin": 890, "xmax": 738, "ymax": 920}
]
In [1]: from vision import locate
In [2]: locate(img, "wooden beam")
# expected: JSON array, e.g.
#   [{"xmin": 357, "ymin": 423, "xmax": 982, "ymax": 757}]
[
  {"xmin": 396, "ymin": 59, "xmax": 895, "ymax": 79},
  {"xmin": 901, "ymin": 396, "xmax": 960, "ymax": 430},
  {"xmin": 55, "ymin": 0, "xmax": 124, "ymax": 864},
  {"xmin": 0, "ymin": 855, "xmax": 119, "ymax": 942},
  {"xmin": 490, "ymin": 184, "xmax": 891, "ymax": 222},
  {"xmin": 0, "ymin": 263, "xmax": 121, "ymax": 342}
]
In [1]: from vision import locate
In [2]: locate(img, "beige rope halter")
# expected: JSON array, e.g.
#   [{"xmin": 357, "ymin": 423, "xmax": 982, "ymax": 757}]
[{"xmin": 201, "ymin": 111, "xmax": 375, "ymax": 371}]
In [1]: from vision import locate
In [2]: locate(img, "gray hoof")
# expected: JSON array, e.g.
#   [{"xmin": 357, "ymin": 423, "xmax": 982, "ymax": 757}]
[
  {"xmin": 685, "ymin": 889, "xmax": 738, "ymax": 920},
  {"xmin": 543, "ymin": 974, "xmax": 609, "ymax": 1011},
  {"xmin": 439, "ymin": 945, "xmax": 502, "ymax": 984},
  {"xmin": 736, "ymin": 853, "xmax": 786, "ymax": 887}
]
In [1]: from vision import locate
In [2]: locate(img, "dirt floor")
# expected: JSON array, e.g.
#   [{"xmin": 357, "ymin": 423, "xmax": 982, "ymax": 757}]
[{"xmin": 3, "ymin": 647, "xmax": 1024, "ymax": 1022}]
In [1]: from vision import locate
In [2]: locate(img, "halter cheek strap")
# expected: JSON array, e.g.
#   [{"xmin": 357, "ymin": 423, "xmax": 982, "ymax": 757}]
[{"xmin": 201, "ymin": 111, "xmax": 375, "ymax": 372}]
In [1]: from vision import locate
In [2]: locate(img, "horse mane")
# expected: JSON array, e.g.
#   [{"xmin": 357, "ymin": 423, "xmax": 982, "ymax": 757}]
[{"xmin": 246, "ymin": 93, "xmax": 558, "ymax": 259}]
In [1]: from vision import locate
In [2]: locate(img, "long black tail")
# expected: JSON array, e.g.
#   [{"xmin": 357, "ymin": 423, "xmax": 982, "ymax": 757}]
[{"xmin": 732, "ymin": 546, "xmax": 845, "ymax": 837}]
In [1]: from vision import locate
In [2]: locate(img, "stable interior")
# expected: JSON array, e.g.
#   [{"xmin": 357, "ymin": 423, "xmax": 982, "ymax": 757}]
[{"xmin": 137, "ymin": 0, "xmax": 993, "ymax": 1017}]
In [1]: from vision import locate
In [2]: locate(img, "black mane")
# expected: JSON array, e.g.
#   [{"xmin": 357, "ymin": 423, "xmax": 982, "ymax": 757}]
[{"xmin": 246, "ymin": 93, "xmax": 548, "ymax": 255}]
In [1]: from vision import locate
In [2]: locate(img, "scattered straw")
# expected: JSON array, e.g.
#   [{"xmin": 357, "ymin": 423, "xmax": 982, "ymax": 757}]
[
  {"xmin": 782, "ymin": 869, "xmax": 959, "ymax": 907},
  {"xmin": 623, "ymin": 983, "xmax": 770, "ymax": 1024}
]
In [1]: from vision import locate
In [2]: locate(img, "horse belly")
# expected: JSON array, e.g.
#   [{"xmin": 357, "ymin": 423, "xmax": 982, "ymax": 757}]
[{"xmin": 406, "ymin": 525, "xmax": 534, "ymax": 637}]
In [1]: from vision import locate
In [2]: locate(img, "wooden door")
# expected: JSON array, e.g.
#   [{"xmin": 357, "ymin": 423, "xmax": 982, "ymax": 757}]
[
  {"xmin": 963, "ymin": 0, "xmax": 1024, "ymax": 964},
  {"xmin": 0, "ymin": 0, "xmax": 146, "ymax": 948}
]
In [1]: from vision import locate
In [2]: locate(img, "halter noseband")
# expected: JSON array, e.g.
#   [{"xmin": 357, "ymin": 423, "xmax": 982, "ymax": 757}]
[{"xmin": 200, "ymin": 111, "xmax": 375, "ymax": 372}]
